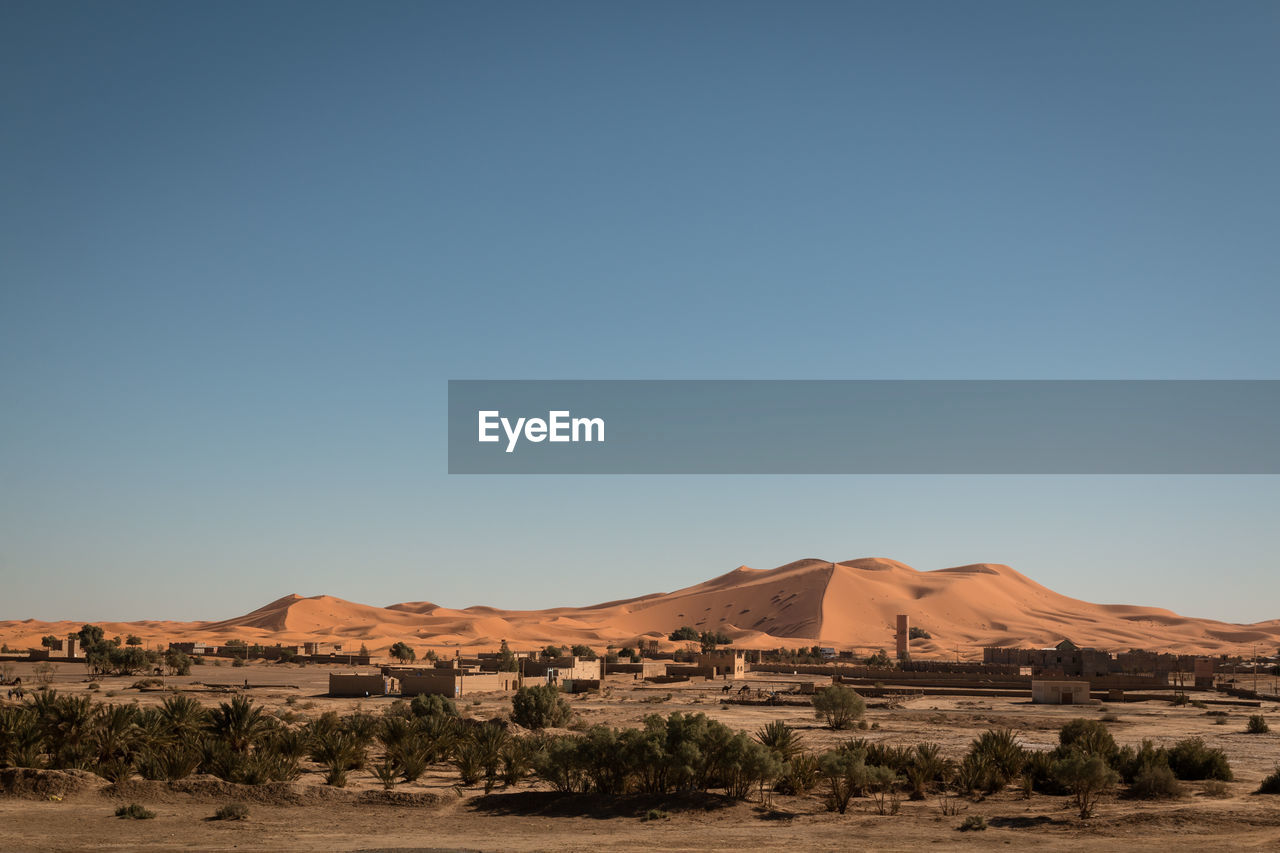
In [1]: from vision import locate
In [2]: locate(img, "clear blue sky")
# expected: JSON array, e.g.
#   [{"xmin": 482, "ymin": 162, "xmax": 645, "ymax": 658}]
[{"xmin": 2, "ymin": 2, "xmax": 1278, "ymax": 624}]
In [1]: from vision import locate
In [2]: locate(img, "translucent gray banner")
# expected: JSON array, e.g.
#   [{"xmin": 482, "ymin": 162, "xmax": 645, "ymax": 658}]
[{"xmin": 447, "ymin": 380, "xmax": 1280, "ymax": 474}]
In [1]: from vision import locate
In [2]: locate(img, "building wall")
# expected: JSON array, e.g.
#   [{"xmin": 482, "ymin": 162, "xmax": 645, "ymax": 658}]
[
  {"xmin": 328, "ymin": 673, "xmax": 387, "ymax": 697},
  {"xmin": 1031, "ymin": 680, "xmax": 1091, "ymax": 705},
  {"xmin": 696, "ymin": 651, "xmax": 746, "ymax": 679},
  {"xmin": 608, "ymin": 661, "xmax": 667, "ymax": 677},
  {"xmin": 399, "ymin": 671, "xmax": 518, "ymax": 697},
  {"xmin": 523, "ymin": 656, "xmax": 601, "ymax": 683},
  {"xmin": 895, "ymin": 615, "xmax": 909, "ymax": 659}
]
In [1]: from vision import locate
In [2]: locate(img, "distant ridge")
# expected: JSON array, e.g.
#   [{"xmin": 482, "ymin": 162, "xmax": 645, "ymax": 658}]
[{"xmin": 3, "ymin": 558, "xmax": 1278, "ymax": 655}]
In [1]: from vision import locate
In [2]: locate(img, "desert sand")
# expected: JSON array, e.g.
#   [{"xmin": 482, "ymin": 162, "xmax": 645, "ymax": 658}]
[
  {"xmin": 2, "ymin": 661, "xmax": 1280, "ymax": 851},
  {"xmin": 4, "ymin": 558, "xmax": 1278, "ymax": 656}
]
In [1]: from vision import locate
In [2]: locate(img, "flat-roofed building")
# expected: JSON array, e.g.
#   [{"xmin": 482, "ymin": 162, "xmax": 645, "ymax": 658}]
[
  {"xmin": 328, "ymin": 673, "xmax": 387, "ymax": 697},
  {"xmin": 1031, "ymin": 679, "xmax": 1090, "ymax": 705}
]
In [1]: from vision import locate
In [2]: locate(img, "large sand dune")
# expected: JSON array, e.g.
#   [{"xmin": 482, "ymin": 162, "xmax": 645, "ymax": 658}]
[{"xmin": 3, "ymin": 558, "xmax": 1278, "ymax": 656}]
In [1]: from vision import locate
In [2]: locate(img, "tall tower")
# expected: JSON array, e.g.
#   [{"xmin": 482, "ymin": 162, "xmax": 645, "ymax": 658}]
[{"xmin": 895, "ymin": 614, "xmax": 909, "ymax": 659}]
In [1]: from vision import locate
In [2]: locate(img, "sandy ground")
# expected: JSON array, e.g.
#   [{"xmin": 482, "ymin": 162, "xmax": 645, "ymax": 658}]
[{"xmin": 4, "ymin": 662, "xmax": 1280, "ymax": 851}]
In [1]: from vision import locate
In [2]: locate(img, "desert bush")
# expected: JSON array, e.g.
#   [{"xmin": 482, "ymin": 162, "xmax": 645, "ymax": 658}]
[
  {"xmin": 33, "ymin": 663, "xmax": 56, "ymax": 685},
  {"xmin": 115, "ymin": 803, "xmax": 155, "ymax": 820},
  {"xmin": 720, "ymin": 733, "xmax": 781, "ymax": 800},
  {"xmin": 371, "ymin": 757, "xmax": 399, "ymax": 790},
  {"xmin": 466, "ymin": 721, "xmax": 510, "ymax": 793},
  {"xmin": 1115, "ymin": 739, "xmax": 1169, "ymax": 783},
  {"xmin": 906, "ymin": 742, "xmax": 950, "ymax": 799},
  {"xmin": 0, "ymin": 705, "xmax": 44, "ymax": 768},
  {"xmin": 1246, "ymin": 714, "xmax": 1270, "ymax": 734},
  {"xmin": 499, "ymin": 736, "xmax": 537, "ymax": 786},
  {"xmin": 818, "ymin": 748, "xmax": 867, "ymax": 813},
  {"xmin": 958, "ymin": 814, "xmax": 986, "ymax": 831},
  {"xmin": 966, "ymin": 729, "xmax": 1025, "ymax": 787},
  {"xmin": 937, "ymin": 788, "xmax": 964, "ymax": 816},
  {"xmin": 310, "ymin": 730, "xmax": 365, "ymax": 787},
  {"xmin": 864, "ymin": 742, "xmax": 914, "ymax": 773},
  {"xmin": 1167, "ymin": 737, "xmax": 1232, "ymax": 781},
  {"xmin": 1055, "ymin": 719, "xmax": 1117, "ymax": 763},
  {"xmin": 213, "ymin": 802, "xmax": 249, "ymax": 821},
  {"xmin": 775, "ymin": 752, "xmax": 820, "ymax": 795},
  {"xmin": 1127, "ymin": 764, "xmax": 1183, "ymax": 799},
  {"xmin": 1052, "ymin": 753, "xmax": 1118, "ymax": 818},
  {"xmin": 377, "ymin": 715, "xmax": 415, "ymax": 752},
  {"xmin": 1202, "ymin": 779, "xmax": 1230, "ymax": 797},
  {"xmin": 453, "ymin": 740, "xmax": 484, "ymax": 787},
  {"xmin": 954, "ymin": 752, "xmax": 999, "ymax": 797},
  {"xmin": 137, "ymin": 742, "xmax": 203, "ymax": 781},
  {"xmin": 812, "ymin": 685, "xmax": 866, "ymax": 730},
  {"xmin": 1256, "ymin": 765, "xmax": 1280, "ymax": 794},
  {"xmin": 511, "ymin": 685, "xmax": 572, "ymax": 730},
  {"xmin": 343, "ymin": 712, "xmax": 380, "ymax": 753},
  {"xmin": 866, "ymin": 764, "xmax": 903, "ymax": 815},
  {"xmin": 533, "ymin": 734, "xmax": 591, "ymax": 793},
  {"xmin": 1023, "ymin": 750, "xmax": 1065, "ymax": 795}
]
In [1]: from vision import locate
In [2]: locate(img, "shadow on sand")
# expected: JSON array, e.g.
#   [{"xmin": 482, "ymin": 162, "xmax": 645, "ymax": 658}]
[{"xmin": 468, "ymin": 790, "xmax": 740, "ymax": 819}]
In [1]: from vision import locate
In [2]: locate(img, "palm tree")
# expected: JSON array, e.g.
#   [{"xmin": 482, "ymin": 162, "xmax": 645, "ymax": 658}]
[
  {"xmin": 160, "ymin": 694, "xmax": 208, "ymax": 737},
  {"xmin": 755, "ymin": 719, "xmax": 803, "ymax": 761},
  {"xmin": 207, "ymin": 695, "xmax": 270, "ymax": 753}
]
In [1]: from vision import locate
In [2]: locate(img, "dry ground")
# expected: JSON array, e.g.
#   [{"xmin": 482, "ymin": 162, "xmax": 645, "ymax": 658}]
[{"xmin": 3, "ymin": 660, "xmax": 1280, "ymax": 851}]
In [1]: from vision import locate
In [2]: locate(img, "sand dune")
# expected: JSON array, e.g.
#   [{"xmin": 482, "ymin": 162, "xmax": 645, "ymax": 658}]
[{"xmin": 3, "ymin": 558, "xmax": 1278, "ymax": 656}]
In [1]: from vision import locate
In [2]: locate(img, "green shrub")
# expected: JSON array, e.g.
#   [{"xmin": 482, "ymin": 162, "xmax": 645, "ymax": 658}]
[
  {"xmin": 906, "ymin": 742, "xmax": 949, "ymax": 799},
  {"xmin": 1052, "ymin": 753, "xmax": 1118, "ymax": 818},
  {"xmin": 776, "ymin": 752, "xmax": 820, "ymax": 795},
  {"xmin": 955, "ymin": 752, "xmax": 1000, "ymax": 796},
  {"xmin": 371, "ymin": 757, "xmax": 399, "ymax": 790},
  {"xmin": 115, "ymin": 803, "xmax": 155, "ymax": 820},
  {"xmin": 1246, "ymin": 714, "xmax": 1270, "ymax": 734},
  {"xmin": 958, "ymin": 814, "xmax": 987, "ymax": 831},
  {"xmin": 1257, "ymin": 765, "xmax": 1280, "ymax": 794},
  {"xmin": 1055, "ymin": 719, "xmax": 1117, "ymax": 762},
  {"xmin": 1167, "ymin": 737, "xmax": 1232, "ymax": 781},
  {"xmin": 818, "ymin": 748, "xmax": 867, "ymax": 814},
  {"xmin": 865, "ymin": 764, "xmax": 903, "ymax": 815},
  {"xmin": 310, "ymin": 730, "xmax": 365, "ymax": 787},
  {"xmin": 409, "ymin": 693, "xmax": 459, "ymax": 720},
  {"xmin": 1116, "ymin": 739, "xmax": 1170, "ymax": 784},
  {"xmin": 1024, "ymin": 749, "xmax": 1065, "ymax": 795},
  {"xmin": 1127, "ymin": 764, "xmax": 1183, "ymax": 799},
  {"xmin": 212, "ymin": 802, "xmax": 249, "ymax": 821},
  {"xmin": 967, "ymin": 729, "xmax": 1025, "ymax": 787},
  {"xmin": 811, "ymin": 685, "xmax": 866, "ymax": 730},
  {"xmin": 511, "ymin": 685, "xmax": 572, "ymax": 730},
  {"xmin": 499, "ymin": 736, "xmax": 537, "ymax": 786},
  {"xmin": 643, "ymin": 808, "xmax": 668, "ymax": 821}
]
